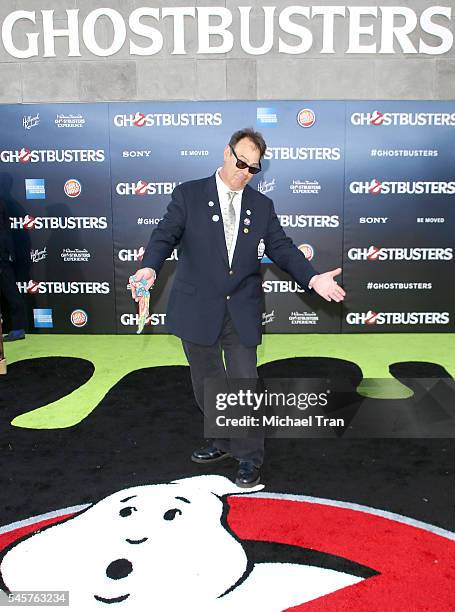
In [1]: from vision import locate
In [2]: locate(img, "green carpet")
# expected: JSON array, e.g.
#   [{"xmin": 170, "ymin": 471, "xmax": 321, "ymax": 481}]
[{"xmin": 3, "ymin": 333, "xmax": 454, "ymax": 429}]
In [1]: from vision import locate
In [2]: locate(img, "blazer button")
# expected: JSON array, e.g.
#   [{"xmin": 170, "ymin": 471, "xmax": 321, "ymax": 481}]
[
  {"xmin": 229, "ymin": 270, "xmax": 234, "ymax": 275},
  {"xmin": 226, "ymin": 295, "xmax": 230, "ymax": 300}
]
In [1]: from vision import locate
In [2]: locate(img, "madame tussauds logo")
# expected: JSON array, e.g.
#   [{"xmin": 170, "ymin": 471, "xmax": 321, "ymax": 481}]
[
  {"xmin": 0, "ymin": 148, "xmax": 105, "ymax": 163},
  {"xmin": 346, "ymin": 311, "xmax": 450, "ymax": 325}
]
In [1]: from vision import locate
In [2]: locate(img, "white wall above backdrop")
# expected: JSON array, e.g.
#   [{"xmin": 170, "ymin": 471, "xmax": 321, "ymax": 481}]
[{"xmin": 0, "ymin": 2, "xmax": 454, "ymax": 102}]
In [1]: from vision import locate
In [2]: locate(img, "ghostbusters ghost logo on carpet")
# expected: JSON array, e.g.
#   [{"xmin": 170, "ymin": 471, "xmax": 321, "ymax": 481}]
[
  {"xmin": 0, "ymin": 476, "xmax": 362, "ymax": 611},
  {"xmin": 1, "ymin": 476, "xmax": 455, "ymax": 611}
]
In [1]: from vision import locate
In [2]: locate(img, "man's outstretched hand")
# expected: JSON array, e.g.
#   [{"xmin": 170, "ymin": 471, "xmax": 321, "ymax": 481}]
[
  {"xmin": 311, "ymin": 268, "xmax": 345, "ymax": 302},
  {"xmin": 129, "ymin": 267, "xmax": 156, "ymax": 302}
]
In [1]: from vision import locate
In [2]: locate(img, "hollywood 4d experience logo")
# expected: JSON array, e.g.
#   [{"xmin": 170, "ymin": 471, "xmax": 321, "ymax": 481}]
[{"xmin": 0, "ymin": 475, "xmax": 454, "ymax": 610}]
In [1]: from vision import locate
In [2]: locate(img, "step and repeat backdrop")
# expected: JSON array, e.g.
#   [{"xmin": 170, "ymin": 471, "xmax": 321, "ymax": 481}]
[{"xmin": 1, "ymin": 101, "xmax": 454, "ymax": 334}]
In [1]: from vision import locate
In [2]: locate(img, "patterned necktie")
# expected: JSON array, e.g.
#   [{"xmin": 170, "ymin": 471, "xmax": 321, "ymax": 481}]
[{"xmin": 223, "ymin": 191, "xmax": 237, "ymax": 254}]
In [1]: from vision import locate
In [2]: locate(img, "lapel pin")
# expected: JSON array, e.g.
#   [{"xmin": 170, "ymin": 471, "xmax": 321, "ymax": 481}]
[
  {"xmin": 212, "ymin": 214, "xmax": 219, "ymax": 222},
  {"xmin": 243, "ymin": 218, "xmax": 251, "ymax": 226},
  {"xmin": 257, "ymin": 238, "xmax": 265, "ymax": 258},
  {"xmin": 243, "ymin": 228, "xmax": 249, "ymax": 234},
  {"xmin": 246, "ymin": 209, "xmax": 251, "ymax": 215},
  {"xmin": 208, "ymin": 201, "xmax": 214, "ymax": 207}
]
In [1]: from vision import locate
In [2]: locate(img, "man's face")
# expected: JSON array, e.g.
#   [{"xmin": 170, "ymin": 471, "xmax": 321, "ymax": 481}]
[{"xmin": 221, "ymin": 137, "xmax": 261, "ymax": 191}]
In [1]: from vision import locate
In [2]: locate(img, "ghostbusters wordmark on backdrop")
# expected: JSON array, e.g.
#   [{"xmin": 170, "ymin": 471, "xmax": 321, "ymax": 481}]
[{"xmin": 1, "ymin": 101, "xmax": 454, "ymax": 335}]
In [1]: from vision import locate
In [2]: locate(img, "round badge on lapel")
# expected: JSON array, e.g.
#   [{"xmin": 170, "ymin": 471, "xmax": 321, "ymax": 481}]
[
  {"xmin": 243, "ymin": 218, "xmax": 251, "ymax": 226},
  {"xmin": 212, "ymin": 214, "xmax": 219, "ymax": 222},
  {"xmin": 208, "ymin": 201, "xmax": 214, "ymax": 207},
  {"xmin": 246, "ymin": 209, "xmax": 251, "ymax": 215},
  {"xmin": 243, "ymin": 228, "xmax": 249, "ymax": 234}
]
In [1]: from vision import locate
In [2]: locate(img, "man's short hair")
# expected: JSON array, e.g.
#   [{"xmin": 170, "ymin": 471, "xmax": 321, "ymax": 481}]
[{"xmin": 229, "ymin": 128, "xmax": 267, "ymax": 159}]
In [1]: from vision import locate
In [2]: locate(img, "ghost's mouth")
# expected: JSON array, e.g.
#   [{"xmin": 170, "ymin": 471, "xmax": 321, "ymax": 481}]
[
  {"xmin": 126, "ymin": 537, "xmax": 148, "ymax": 545},
  {"xmin": 94, "ymin": 593, "xmax": 130, "ymax": 604}
]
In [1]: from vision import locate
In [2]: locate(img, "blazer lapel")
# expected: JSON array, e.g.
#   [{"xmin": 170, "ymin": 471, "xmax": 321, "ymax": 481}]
[{"xmin": 204, "ymin": 175, "xmax": 229, "ymax": 268}]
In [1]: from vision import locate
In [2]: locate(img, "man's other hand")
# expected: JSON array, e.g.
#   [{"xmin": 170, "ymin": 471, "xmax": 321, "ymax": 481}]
[
  {"xmin": 130, "ymin": 267, "xmax": 156, "ymax": 302},
  {"xmin": 311, "ymin": 268, "xmax": 346, "ymax": 302}
]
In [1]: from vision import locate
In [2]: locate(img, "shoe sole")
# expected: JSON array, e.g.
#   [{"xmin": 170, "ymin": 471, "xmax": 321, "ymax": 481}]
[
  {"xmin": 235, "ymin": 475, "xmax": 261, "ymax": 488},
  {"xmin": 191, "ymin": 453, "xmax": 232, "ymax": 465}
]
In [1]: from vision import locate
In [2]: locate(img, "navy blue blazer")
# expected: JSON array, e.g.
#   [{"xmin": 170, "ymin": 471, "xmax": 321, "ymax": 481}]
[{"xmin": 142, "ymin": 174, "xmax": 317, "ymax": 347}]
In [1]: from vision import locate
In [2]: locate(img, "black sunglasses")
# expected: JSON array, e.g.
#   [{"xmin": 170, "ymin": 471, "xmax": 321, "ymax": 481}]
[{"xmin": 229, "ymin": 145, "xmax": 262, "ymax": 175}]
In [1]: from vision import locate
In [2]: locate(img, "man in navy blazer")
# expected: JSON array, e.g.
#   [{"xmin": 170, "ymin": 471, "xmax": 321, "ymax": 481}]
[{"xmin": 131, "ymin": 129, "xmax": 345, "ymax": 487}]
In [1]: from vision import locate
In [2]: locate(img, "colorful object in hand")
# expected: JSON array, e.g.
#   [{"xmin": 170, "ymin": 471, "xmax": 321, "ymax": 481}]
[{"xmin": 129, "ymin": 275, "xmax": 151, "ymax": 334}]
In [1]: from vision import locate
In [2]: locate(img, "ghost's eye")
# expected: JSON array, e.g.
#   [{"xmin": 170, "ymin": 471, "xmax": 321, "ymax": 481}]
[
  {"xmin": 163, "ymin": 508, "xmax": 182, "ymax": 521},
  {"xmin": 106, "ymin": 558, "xmax": 133, "ymax": 580},
  {"xmin": 119, "ymin": 506, "xmax": 137, "ymax": 517}
]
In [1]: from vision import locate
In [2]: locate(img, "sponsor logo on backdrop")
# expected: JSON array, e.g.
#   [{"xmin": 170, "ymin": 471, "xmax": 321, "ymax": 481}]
[
  {"xmin": 118, "ymin": 248, "xmax": 178, "ymax": 262},
  {"xmin": 262, "ymin": 310, "xmax": 275, "ymax": 325},
  {"xmin": 33, "ymin": 308, "xmax": 53, "ymax": 328},
  {"xmin": 18, "ymin": 280, "xmax": 110, "ymax": 295},
  {"xmin": 351, "ymin": 111, "xmax": 455, "ymax": 127},
  {"xmin": 262, "ymin": 280, "xmax": 305, "ymax": 294},
  {"xmin": 348, "ymin": 246, "xmax": 453, "ymax": 261},
  {"xmin": 22, "ymin": 113, "xmax": 40, "ymax": 130},
  {"xmin": 366, "ymin": 281, "xmax": 432, "ymax": 290},
  {"xmin": 265, "ymin": 147, "xmax": 341, "ymax": 161},
  {"xmin": 30, "ymin": 247, "xmax": 47, "ymax": 263},
  {"xmin": 55, "ymin": 113, "xmax": 86, "ymax": 128},
  {"xmin": 122, "ymin": 150, "xmax": 152, "ymax": 158},
  {"xmin": 257, "ymin": 178, "xmax": 276, "ymax": 195},
  {"xmin": 289, "ymin": 311, "xmax": 319, "ymax": 325},
  {"xmin": 25, "ymin": 178, "xmax": 45, "ymax": 200},
  {"xmin": 417, "ymin": 217, "xmax": 445, "ymax": 223},
  {"xmin": 346, "ymin": 311, "xmax": 450, "ymax": 325},
  {"xmin": 120, "ymin": 313, "xmax": 166, "ymax": 326},
  {"xmin": 116, "ymin": 181, "xmax": 177, "ymax": 196},
  {"xmin": 64, "ymin": 179, "xmax": 82, "ymax": 198},
  {"xmin": 113, "ymin": 112, "xmax": 222, "ymax": 128},
  {"xmin": 1, "ymin": 149, "xmax": 105, "ymax": 163},
  {"xmin": 290, "ymin": 179, "xmax": 321, "ymax": 195},
  {"xmin": 359, "ymin": 217, "xmax": 389, "ymax": 224},
  {"xmin": 137, "ymin": 217, "xmax": 162, "ymax": 226},
  {"xmin": 279, "ymin": 214, "xmax": 339, "ymax": 228},
  {"xmin": 349, "ymin": 180, "xmax": 455, "ymax": 195},
  {"xmin": 298, "ymin": 244, "xmax": 315, "ymax": 261},
  {"xmin": 180, "ymin": 150, "xmax": 209, "ymax": 157},
  {"xmin": 71, "ymin": 309, "xmax": 88, "ymax": 328},
  {"xmin": 297, "ymin": 108, "xmax": 316, "ymax": 128},
  {"xmin": 256, "ymin": 107, "xmax": 278, "ymax": 127},
  {"xmin": 10, "ymin": 216, "xmax": 108, "ymax": 230},
  {"xmin": 61, "ymin": 248, "xmax": 91, "ymax": 263},
  {"xmin": 370, "ymin": 148, "xmax": 438, "ymax": 158}
]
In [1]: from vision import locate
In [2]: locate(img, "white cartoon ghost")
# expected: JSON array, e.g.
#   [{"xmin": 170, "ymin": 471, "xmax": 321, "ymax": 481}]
[{"xmin": 1, "ymin": 476, "xmax": 362, "ymax": 611}]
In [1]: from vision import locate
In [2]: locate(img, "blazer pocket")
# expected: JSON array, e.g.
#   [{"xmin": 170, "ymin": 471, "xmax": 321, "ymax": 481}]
[{"xmin": 173, "ymin": 278, "xmax": 196, "ymax": 295}]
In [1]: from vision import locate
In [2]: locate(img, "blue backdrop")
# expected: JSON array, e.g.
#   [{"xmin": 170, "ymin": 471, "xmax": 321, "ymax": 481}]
[{"xmin": 1, "ymin": 101, "xmax": 453, "ymax": 334}]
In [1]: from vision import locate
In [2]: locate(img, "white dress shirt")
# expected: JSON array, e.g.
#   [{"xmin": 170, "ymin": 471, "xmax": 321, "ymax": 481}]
[{"xmin": 215, "ymin": 168, "xmax": 243, "ymax": 266}]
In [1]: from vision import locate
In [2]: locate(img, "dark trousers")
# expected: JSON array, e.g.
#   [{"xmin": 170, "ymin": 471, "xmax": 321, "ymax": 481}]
[
  {"xmin": 0, "ymin": 262, "xmax": 26, "ymax": 330},
  {"xmin": 182, "ymin": 312, "xmax": 264, "ymax": 467}
]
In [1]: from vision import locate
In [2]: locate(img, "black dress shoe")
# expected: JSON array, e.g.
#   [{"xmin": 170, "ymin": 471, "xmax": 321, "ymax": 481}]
[
  {"xmin": 235, "ymin": 461, "xmax": 261, "ymax": 488},
  {"xmin": 191, "ymin": 446, "xmax": 231, "ymax": 464}
]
